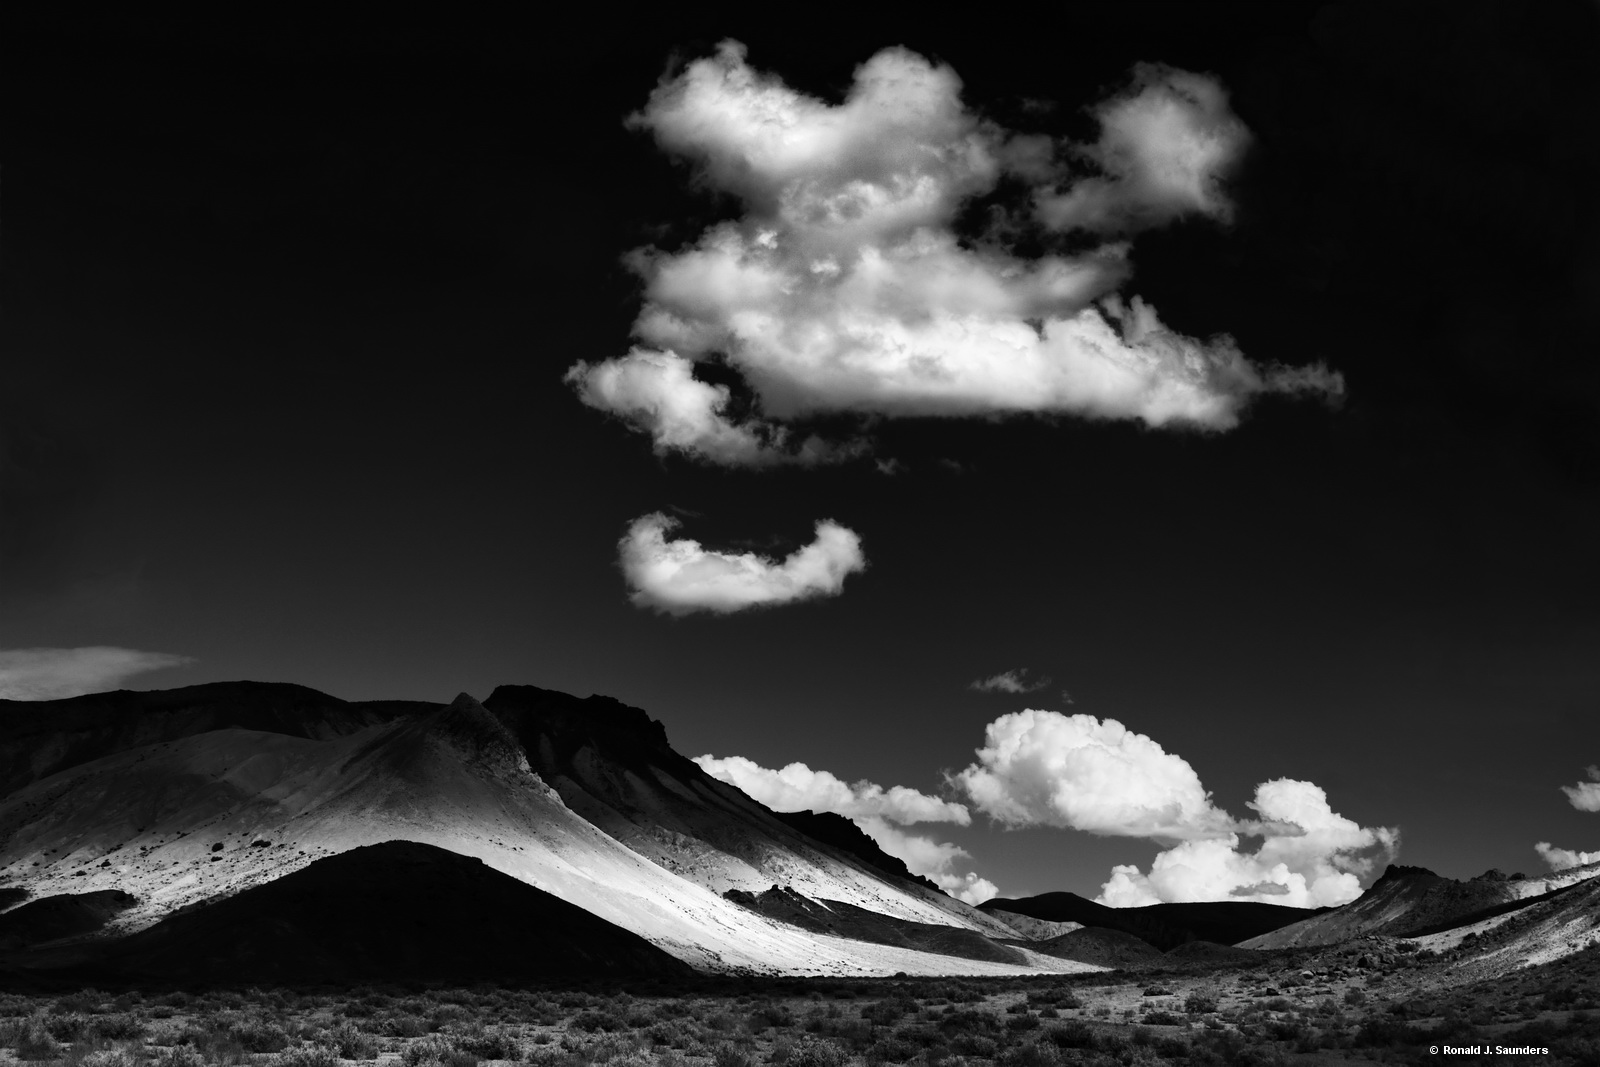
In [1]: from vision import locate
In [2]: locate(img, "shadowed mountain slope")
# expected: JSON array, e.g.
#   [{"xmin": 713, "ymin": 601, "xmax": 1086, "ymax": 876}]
[
  {"xmin": 98, "ymin": 840, "xmax": 692, "ymax": 982},
  {"xmin": 981, "ymin": 891, "xmax": 1320, "ymax": 951},
  {"xmin": 1241, "ymin": 862, "xmax": 1600, "ymax": 949},
  {"xmin": 1021, "ymin": 927, "xmax": 1170, "ymax": 969},
  {"xmin": 771, "ymin": 810, "xmax": 940, "ymax": 893},
  {"xmin": 724, "ymin": 885, "xmax": 1027, "ymax": 964},
  {"xmin": 0, "ymin": 890, "xmax": 138, "ymax": 951},
  {"xmin": 0, "ymin": 682, "xmax": 435, "ymax": 797}
]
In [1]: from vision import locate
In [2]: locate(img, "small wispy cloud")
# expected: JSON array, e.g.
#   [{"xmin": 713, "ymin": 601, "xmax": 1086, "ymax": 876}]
[
  {"xmin": 1560, "ymin": 766, "xmax": 1600, "ymax": 812},
  {"xmin": 619, "ymin": 513, "xmax": 866, "ymax": 615},
  {"xmin": 968, "ymin": 667, "xmax": 1052, "ymax": 694},
  {"xmin": 0, "ymin": 646, "xmax": 195, "ymax": 701}
]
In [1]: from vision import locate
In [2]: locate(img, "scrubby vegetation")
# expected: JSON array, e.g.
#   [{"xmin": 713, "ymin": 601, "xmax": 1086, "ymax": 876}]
[{"xmin": 0, "ymin": 970, "xmax": 1597, "ymax": 1067}]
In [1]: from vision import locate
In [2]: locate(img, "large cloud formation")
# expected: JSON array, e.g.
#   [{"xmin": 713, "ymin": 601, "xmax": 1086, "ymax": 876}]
[
  {"xmin": 1560, "ymin": 766, "xmax": 1600, "ymax": 812},
  {"xmin": 619, "ymin": 512, "xmax": 865, "ymax": 614},
  {"xmin": 952, "ymin": 709, "xmax": 1396, "ymax": 907},
  {"xmin": 568, "ymin": 41, "xmax": 1340, "ymax": 464},
  {"xmin": 0, "ymin": 646, "xmax": 194, "ymax": 701},
  {"xmin": 695, "ymin": 754, "xmax": 998, "ymax": 904}
]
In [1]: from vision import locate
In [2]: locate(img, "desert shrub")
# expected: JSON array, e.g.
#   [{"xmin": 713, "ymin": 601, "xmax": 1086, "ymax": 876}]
[
  {"xmin": 1040, "ymin": 1021, "xmax": 1097, "ymax": 1051},
  {"xmin": 569, "ymin": 1010, "xmax": 626, "ymax": 1034},
  {"xmin": 87, "ymin": 1014, "xmax": 146, "ymax": 1041},
  {"xmin": 1143, "ymin": 1011, "xmax": 1183, "ymax": 1026},
  {"xmin": 428, "ymin": 1005, "xmax": 473, "ymax": 1031},
  {"xmin": 383, "ymin": 1015, "xmax": 430, "ymax": 1038},
  {"xmin": 1026, "ymin": 989, "xmax": 1081, "ymax": 1010},
  {"xmin": 44, "ymin": 1011, "xmax": 92, "ymax": 1041},
  {"xmin": 15, "ymin": 1020, "xmax": 63, "ymax": 1061},
  {"xmin": 79, "ymin": 1049, "xmax": 139, "ymax": 1067},
  {"xmin": 149, "ymin": 1047, "xmax": 204, "ymax": 1067},
  {"xmin": 1005, "ymin": 1013, "xmax": 1041, "ymax": 1032},
  {"xmin": 708, "ymin": 1043, "xmax": 752, "ymax": 1067},
  {"xmin": 1352, "ymin": 1017, "xmax": 1427, "ymax": 1048},
  {"xmin": 403, "ymin": 1034, "xmax": 479, "ymax": 1067},
  {"xmin": 644, "ymin": 1020, "xmax": 695, "ymax": 1049},
  {"xmin": 783, "ymin": 1036, "xmax": 851, "ymax": 1067},
  {"xmin": 1184, "ymin": 993, "xmax": 1218, "ymax": 1014},
  {"xmin": 860, "ymin": 997, "xmax": 915, "ymax": 1027},
  {"xmin": 452, "ymin": 1026, "xmax": 517, "ymax": 1060},
  {"xmin": 273, "ymin": 1046, "xmax": 343, "ymax": 1067},
  {"xmin": 936, "ymin": 1010, "xmax": 998, "ymax": 1036},
  {"xmin": 320, "ymin": 1021, "xmax": 380, "ymax": 1059},
  {"xmin": 231, "ymin": 1020, "xmax": 291, "ymax": 1053},
  {"xmin": 997, "ymin": 1039, "xmax": 1063, "ymax": 1067},
  {"xmin": 55, "ymin": 991, "xmax": 103, "ymax": 1014},
  {"xmin": 948, "ymin": 1033, "xmax": 998, "ymax": 1058}
]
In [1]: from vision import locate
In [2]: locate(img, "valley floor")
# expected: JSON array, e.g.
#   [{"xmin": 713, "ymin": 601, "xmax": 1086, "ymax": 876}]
[{"xmin": 1, "ymin": 946, "xmax": 1597, "ymax": 1067}]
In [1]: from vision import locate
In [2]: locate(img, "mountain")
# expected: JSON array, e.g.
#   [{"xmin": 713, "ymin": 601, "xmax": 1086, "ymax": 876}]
[
  {"xmin": 0, "ymin": 681, "xmax": 430, "ymax": 796},
  {"xmin": 96, "ymin": 841, "xmax": 691, "ymax": 982},
  {"xmin": 770, "ymin": 810, "xmax": 941, "ymax": 893},
  {"xmin": 0, "ymin": 683, "xmax": 1084, "ymax": 978},
  {"xmin": 480, "ymin": 685, "xmax": 1016, "ymax": 937},
  {"xmin": 1240, "ymin": 861, "xmax": 1600, "ymax": 949},
  {"xmin": 980, "ymin": 891, "xmax": 1321, "ymax": 951}
]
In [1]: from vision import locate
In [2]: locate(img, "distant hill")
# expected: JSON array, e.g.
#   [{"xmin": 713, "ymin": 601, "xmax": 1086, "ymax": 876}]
[
  {"xmin": 0, "ymin": 890, "xmax": 137, "ymax": 951},
  {"xmin": 1022, "ymin": 926, "xmax": 1170, "ymax": 969},
  {"xmin": 100, "ymin": 841, "xmax": 691, "ymax": 982},
  {"xmin": 980, "ymin": 891, "xmax": 1322, "ymax": 951},
  {"xmin": 1240, "ymin": 861, "xmax": 1600, "ymax": 949},
  {"xmin": 0, "ymin": 681, "xmax": 433, "ymax": 796}
]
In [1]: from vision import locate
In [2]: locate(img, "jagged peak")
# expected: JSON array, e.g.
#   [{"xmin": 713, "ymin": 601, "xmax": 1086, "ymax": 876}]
[
  {"xmin": 420, "ymin": 692, "xmax": 532, "ymax": 777},
  {"xmin": 483, "ymin": 685, "xmax": 673, "ymax": 754},
  {"xmin": 1371, "ymin": 863, "xmax": 1442, "ymax": 886}
]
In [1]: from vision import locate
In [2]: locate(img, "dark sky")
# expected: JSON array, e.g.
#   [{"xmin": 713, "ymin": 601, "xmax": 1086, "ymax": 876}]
[{"xmin": 4, "ymin": 3, "xmax": 1599, "ymax": 903}]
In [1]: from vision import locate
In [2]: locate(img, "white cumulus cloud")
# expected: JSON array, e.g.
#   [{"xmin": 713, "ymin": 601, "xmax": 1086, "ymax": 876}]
[
  {"xmin": 952, "ymin": 709, "xmax": 1396, "ymax": 908},
  {"xmin": 567, "ymin": 41, "xmax": 1341, "ymax": 465},
  {"xmin": 1534, "ymin": 842, "xmax": 1600, "ymax": 871},
  {"xmin": 1097, "ymin": 780, "xmax": 1399, "ymax": 908},
  {"xmin": 619, "ymin": 512, "xmax": 865, "ymax": 614},
  {"xmin": 693, "ymin": 755, "xmax": 970, "ymax": 825},
  {"xmin": 952, "ymin": 709, "xmax": 1234, "ymax": 839},
  {"xmin": 696, "ymin": 754, "xmax": 998, "ymax": 903},
  {"xmin": 565, "ymin": 347, "xmax": 851, "ymax": 466},
  {"xmin": 0, "ymin": 646, "xmax": 195, "ymax": 701},
  {"xmin": 969, "ymin": 668, "xmax": 1052, "ymax": 694},
  {"xmin": 1034, "ymin": 63, "xmax": 1252, "ymax": 232},
  {"xmin": 1560, "ymin": 766, "xmax": 1600, "ymax": 812}
]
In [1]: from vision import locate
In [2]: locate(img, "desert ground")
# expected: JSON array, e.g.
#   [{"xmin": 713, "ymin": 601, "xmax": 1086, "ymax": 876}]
[{"xmin": 2, "ymin": 932, "xmax": 1597, "ymax": 1067}]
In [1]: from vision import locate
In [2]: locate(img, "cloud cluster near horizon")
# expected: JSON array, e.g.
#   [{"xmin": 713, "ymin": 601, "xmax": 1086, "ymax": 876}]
[
  {"xmin": 695, "ymin": 754, "xmax": 998, "ymax": 904},
  {"xmin": 567, "ymin": 41, "xmax": 1341, "ymax": 465},
  {"xmin": 951, "ymin": 709, "xmax": 1396, "ymax": 907},
  {"xmin": 1535, "ymin": 842, "xmax": 1600, "ymax": 871},
  {"xmin": 1561, "ymin": 766, "xmax": 1600, "ymax": 812},
  {"xmin": 0, "ymin": 646, "xmax": 195, "ymax": 701},
  {"xmin": 619, "ymin": 513, "xmax": 865, "ymax": 614},
  {"xmin": 969, "ymin": 668, "xmax": 1052, "ymax": 694}
]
